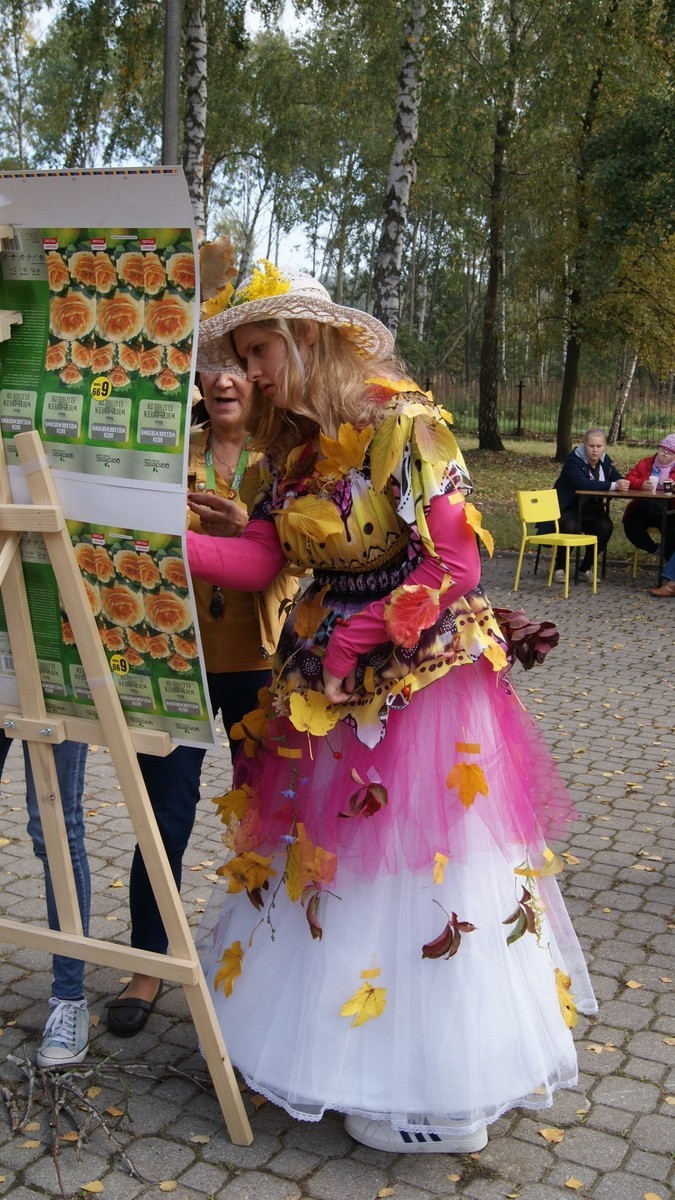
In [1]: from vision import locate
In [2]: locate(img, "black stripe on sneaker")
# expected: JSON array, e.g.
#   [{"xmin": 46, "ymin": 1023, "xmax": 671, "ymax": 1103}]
[
  {"xmin": 414, "ymin": 1132, "xmax": 427, "ymax": 1142},
  {"xmin": 399, "ymin": 1130, "xmax": 414, "ymax": 1143}
]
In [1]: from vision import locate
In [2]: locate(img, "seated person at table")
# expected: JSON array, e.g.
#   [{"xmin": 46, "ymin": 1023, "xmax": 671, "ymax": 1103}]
[
  {"xmin": 545, "ymin": 429, "xmax": 627, "ymax": 580},
  {"xmin": 622, "ymin": 434, "xmax": 675, "ymax": 561},
  {"xmin": 649, "ymin": 547, "xmax": 675, "ymax": 597}
]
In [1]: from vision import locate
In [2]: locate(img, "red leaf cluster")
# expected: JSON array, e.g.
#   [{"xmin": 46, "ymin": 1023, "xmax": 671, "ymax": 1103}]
[{"xmin": 492, "ymin": 606, "xmax": 559, "ymax": 671}]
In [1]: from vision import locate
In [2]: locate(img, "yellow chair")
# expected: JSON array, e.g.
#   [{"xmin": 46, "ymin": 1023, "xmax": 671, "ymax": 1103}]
[
  {"xmin": 631, "ymin": 529, "xmax": 660, "ymax": 577},
  {"xmin": 514, "ymin": 490, "xmax": 598, "ymax": 599}
]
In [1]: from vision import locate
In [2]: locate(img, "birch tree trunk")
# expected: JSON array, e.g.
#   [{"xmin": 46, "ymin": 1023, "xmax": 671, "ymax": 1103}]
[
  {"xmin": 372, "ymin": 0, "xmax": 426, "ymax": 337},
  {"xmin": 607, "ymin": 349, "xmax": 638, "ymax": 444},
  {"xmin": 183, "ymin": 0, "xmax": 207, "ymax": 235},
  {"xmin": 162, "ymin": 0, "xmax": 182, "ymax": 167}
]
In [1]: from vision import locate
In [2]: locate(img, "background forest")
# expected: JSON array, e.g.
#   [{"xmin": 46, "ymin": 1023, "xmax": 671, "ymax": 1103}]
[{"xmin": 0, "ymin": 0, "xmax": 673, "ymax": 456}]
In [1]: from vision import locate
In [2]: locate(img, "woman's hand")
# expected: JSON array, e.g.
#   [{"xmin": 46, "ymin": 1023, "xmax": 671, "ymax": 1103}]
[
  {"xmin": 323, "ymin": 668, "xmax": 357, "ymax": 704},
  {"xmin": 642, "ymin": 478, "xmax": 658, "ymax": 493},
  {"xmin": 187, "ymin": 493, "xmax": 248, "ymax": 537},
  {"xmin": 615, "ymin": 478, "xmax": 630, "ymax": 492}
]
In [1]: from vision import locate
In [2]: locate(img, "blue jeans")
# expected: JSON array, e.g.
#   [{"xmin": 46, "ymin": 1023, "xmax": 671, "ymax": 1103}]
[
  {"xmin": 131, "ymin": 669, "xmax": 270, "ymax": 956},
  {"xmin": 0, "ymin": 733, "xmax": 89, "ymax": 1001}
]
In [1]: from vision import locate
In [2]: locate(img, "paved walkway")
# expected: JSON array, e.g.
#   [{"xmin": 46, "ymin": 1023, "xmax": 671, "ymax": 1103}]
[{"xmin": 1, "ymin": 552, "xmax": 673, "ymax": 1200}]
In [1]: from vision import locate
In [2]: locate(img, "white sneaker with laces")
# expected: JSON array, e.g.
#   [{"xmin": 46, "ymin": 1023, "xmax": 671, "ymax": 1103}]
[
  {"xmin": 578, "ymin": 570, "xmax": 593, "ymax": 582},
  {"xmin": 553, "ymin": 569, "xmax": 566, "ymax": 583},
  {"xmin": 37, "ymin": 998, "xmax": 89, "ymax": 1069},
  {"xmin": 344, "ymin": 1114, "xmax": 488, "ymax": 1154}
]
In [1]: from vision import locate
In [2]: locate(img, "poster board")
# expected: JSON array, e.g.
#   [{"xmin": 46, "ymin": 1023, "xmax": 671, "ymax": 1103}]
[{"xmin": 0, "ymin": 168, "xmax": 214, "ymax": 747}]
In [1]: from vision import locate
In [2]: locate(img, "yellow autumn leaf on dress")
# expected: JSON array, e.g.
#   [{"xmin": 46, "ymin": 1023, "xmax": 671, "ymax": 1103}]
[
  {"xmin": 446, "ymin": 762, "xmax": 489, "ymax": 809},
  {"xmin": 413, "ymin": 411, "xmax": 460, "ymax": 466},
  {"xmin": 285, "ymin": 822, "xmax": 337, "ymax": 901},
  {"xmin": 213, "ymin": 782, "xmax": 255, "ymax": 824},
  {"xmin": 219, "ymin": 851, "xmax": 277, "ymax": 894},
  {"xmin": 463, "ymin": 502, "xmax": 495, "ymax": 557},
  {"xmin": 515, "ymin": 848, "xmax": 564, "ymax": 878},
  {"xmin": 293, "ymin": 584, "xmax": 330, "ymax": 639},
  {"xmin": 278, "ymin": 496, "xmax": 344, "ymax": 540},
  {"xmin": 230, "ymin": 706, "xmax": 269, "ymax": 757},
  {"xmin": 366, "ymin": 375, "xmax": 425, "ymax": 395},
  {"xmin": 370, "ymin": 413, "xmax": 409, "ymax": 492},
  {"xmin": 433, "ymin": 852, "xmax": 449, "ymax": 884},
  {"xmin": 289, "ymin": 690, "xmax": 340, "ymax": 736},
  {"xmin": 483, "ymin": 640, "xmax": 508, "ymax": 672},
  {"xmin": 316, "ymin": 423, "xmax": 373, "ymax": 478},
  {"xmin": 340, "ymin": 980, "xmax": 387, "ymax": 1027},
  {"xmin": 214, "ymin": 941, "xmax": 244, "ymax": 997},
  {"xmin": 555, "ymin": 968, "xmax": 578, "ymax": 1029}
]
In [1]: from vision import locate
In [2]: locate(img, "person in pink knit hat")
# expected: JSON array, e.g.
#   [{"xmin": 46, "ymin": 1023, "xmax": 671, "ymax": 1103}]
[
  {"xmin": 185, "ymin": 261, "xmax": 596, "ymax": 1156},
  {"xmin": 622, "ymin": 434, "xmax": 675, "ymax": 560}
]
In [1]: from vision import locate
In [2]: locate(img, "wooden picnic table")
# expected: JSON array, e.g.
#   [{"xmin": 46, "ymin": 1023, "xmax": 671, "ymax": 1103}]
[{"xmin": 576, "ymin": 488, "xmax": 675, "ymax": 584}]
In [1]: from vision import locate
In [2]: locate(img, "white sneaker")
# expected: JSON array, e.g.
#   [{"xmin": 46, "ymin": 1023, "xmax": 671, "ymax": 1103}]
[
  {"xmin": 578, "ymin": 570, "xmax": 593, "ymax": 582},
  {"xmin": 345, "ymin": 1114, "xmax": 488, "ymax": 1154},
  {"xmin": 37, "ymin": 998, "xmax": 89, "ymax": 1069},
  {"xmin": 553, "ymin": 569, "xmax": 566, "ymax": 583}
]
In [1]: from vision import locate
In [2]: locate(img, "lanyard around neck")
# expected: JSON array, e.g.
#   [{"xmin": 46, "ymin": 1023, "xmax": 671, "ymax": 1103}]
[{"xmin": 204, "ymin": 434, "xmax": 250, "ymax": 497}]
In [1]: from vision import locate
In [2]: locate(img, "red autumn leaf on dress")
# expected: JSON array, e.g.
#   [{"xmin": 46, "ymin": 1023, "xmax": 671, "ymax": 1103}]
[
  {"xmin": 339, "ymin": 782, "xmax": 388, "ymax": 819},
  {"xmin": 384, "ymin": 584, "xmax": 441, "ymax": 649},
  {"xmin": 422, "ymin": 910, "xmax": 477, "ymax": 959}
]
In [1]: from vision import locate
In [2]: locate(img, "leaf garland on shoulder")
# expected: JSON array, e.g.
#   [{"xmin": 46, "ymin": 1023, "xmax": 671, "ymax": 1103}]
[
  {"xmin": 316, "ymin": 423, "xmax": 373, "ymax": 479},
  {"xmin": 370, "ymin": 402, "xmax": 461, "ymax": 493}
]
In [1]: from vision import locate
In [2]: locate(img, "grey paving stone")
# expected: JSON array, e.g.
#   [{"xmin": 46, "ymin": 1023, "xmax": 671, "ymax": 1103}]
[
  {"xmin": 178, "ymin": 1160, "xmax": 234, "ymax": 1193},
  {"xmin": 584, "ymin": 1102, "xmax": 634, "ymax": 1134},
  {"xmin": 200, "ymin": 1130, "xmax": 281, "ymax": 1170},
  {"xmin": 591, "ymin": 1075, "xmax": 660, "ymax": 1112},
  {"xmin": 551, "ymin": 1125, "xmax": 628, "ymax": 1169},
  {"xmin": 267, "ymin": 1147, "xmax": 322, "ymax": 1180},
  {"xmin": 121, "ymin": 1135, "xmax": 196, "ymax": 1179},
  {"xmin": 591, "ymin": 1172, "xmax": 672, "ymax": 1200},
  {"xmin": 219, "ymin": 1173, "xmax": 301, "ymax": 1200},
  {"xmin": 467, "ymin": 1135, "xmax": 552, "ymax": 1183},
  {"xmin": 626, "ymin": 1147, "xmax": 674, "ymax": 1182},
  {"xmin": 307, "ymin": 1157, "xmax": 387, "ymax": 1200},
  {"xmin": 630, "ymin": 1112, "xmax": 675, "ymax": 1153}
]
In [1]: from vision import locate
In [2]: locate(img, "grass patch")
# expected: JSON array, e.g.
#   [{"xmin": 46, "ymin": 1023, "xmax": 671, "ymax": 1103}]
[{"xmin": 461, "ymin": 437, "xmax": 650, "ymax": 555}]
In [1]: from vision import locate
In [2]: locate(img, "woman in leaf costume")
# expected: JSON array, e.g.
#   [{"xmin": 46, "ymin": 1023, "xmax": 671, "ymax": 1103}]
[{"xmin": 188, "ymin": 263, "xmax": 596, "ymax": 1154}]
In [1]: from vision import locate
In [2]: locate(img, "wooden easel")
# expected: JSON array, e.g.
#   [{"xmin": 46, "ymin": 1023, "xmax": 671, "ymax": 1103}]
[{"xmin": 0, "ymin": 359, "xmax": 252, "ymax": 1142}]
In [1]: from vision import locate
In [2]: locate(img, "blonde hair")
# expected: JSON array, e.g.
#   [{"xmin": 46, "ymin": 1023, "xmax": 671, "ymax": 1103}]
[{"xmin": 227, "ymin": 318, "xmax": 408, "ymax": 467}]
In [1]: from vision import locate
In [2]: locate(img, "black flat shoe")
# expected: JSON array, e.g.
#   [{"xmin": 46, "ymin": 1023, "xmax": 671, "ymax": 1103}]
[{"xmin": 106, "ymin": 980, "xmax": 163, "ymax": 1037}]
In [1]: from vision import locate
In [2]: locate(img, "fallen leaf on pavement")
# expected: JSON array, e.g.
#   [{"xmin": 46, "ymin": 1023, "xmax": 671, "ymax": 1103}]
[
  {"xmin": 565, "ymin": 1181, "xmax": 584, "ymax": 1191},
  {"xmin": 625, "ymin": 981, "xmax": 642, "ymax": 989},
  {"xmin": 539, "ymin": 1127, "xmax": 564, "ymax": 1143}
]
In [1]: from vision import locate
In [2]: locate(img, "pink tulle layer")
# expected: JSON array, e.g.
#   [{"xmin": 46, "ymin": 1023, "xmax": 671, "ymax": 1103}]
[{"xmin": 232, "ymin": 659, "xmax": 577, "ymax": 879}]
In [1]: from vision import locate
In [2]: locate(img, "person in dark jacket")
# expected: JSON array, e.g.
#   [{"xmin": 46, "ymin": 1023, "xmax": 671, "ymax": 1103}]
[{"xmin": 549, "ymin": 429, "xmax": 628, "ymax": 579}]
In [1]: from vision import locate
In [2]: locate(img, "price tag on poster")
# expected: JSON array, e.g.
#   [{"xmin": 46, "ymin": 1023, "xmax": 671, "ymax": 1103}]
[{"xmin": 0, "ymin": 168, "xmax": 214, "ymax": 748}]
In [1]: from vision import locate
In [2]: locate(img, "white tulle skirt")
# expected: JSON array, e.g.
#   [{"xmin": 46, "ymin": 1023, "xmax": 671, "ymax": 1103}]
[{"xmin": 197, "ymin": 805, "xmax": 596, "ymax": 1135}]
